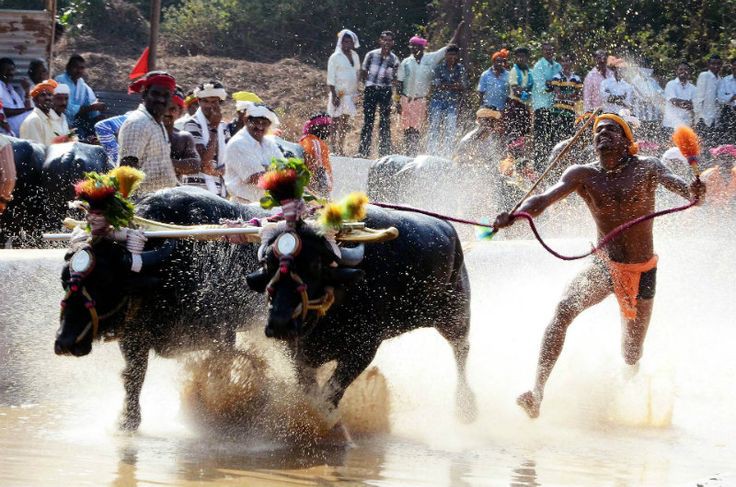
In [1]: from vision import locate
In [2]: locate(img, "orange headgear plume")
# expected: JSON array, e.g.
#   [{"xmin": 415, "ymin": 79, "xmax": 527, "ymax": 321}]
[{"xmin": 672, "ymin": 125, "xmax": 701, "ymax": 177}]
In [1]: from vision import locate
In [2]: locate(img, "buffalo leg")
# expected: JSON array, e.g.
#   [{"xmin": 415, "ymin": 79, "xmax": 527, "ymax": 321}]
[
  {"xmin": 296, "ymin": 363, "xmax": 319, "ymax": 396},
  {"xmin": 317, "ymin": 350, "xmax": 378, "ymax": 445},
  {"xmin": 322, "ymin": 347, "xmax": 379, "ymax": 409},
  {"xmin": 118, "ymin": 336, "xmax": 149, "ymax": 431},
  {"xmin": 436, "ymin": 316, "xmax": 477, "ymax": 423}
]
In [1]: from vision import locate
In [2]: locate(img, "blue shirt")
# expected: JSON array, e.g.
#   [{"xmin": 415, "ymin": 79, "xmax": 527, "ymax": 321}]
[
  {"xmin": 477, "ymin": 68, "xmax": 509, "ymax": 110},
  {"xmin": 94, "ymin": 113, "xmax": 130, "ymax": 163},
  {"xmin": 531, "ymin": 57, "xmax": 562, "ymax": 110},
  {"xmin": 431, "ymin": 62, "xmax": 469, "ymax": 105}
]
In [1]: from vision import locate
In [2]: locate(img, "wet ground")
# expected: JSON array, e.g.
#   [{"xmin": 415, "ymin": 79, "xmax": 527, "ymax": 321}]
[{"xmin": 1, "ymin": 224, "xmax": 735, "ymax": 485}]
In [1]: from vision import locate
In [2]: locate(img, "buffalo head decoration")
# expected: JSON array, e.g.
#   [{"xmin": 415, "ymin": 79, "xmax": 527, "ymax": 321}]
[
  {"xmin": 55, "ymin": 236, "xmax": 175, "ymax": 356},
  {"xmin": 246, "ymin": 224, "xmax": 365, "ymax": 339}
]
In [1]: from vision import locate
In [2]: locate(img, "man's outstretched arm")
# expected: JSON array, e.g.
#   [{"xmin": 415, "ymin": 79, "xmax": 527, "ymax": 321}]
[
  {"xmin": 655, "ymin": 159, "xmax": 705, "ymax": 202},
  {"xmin": 494, "ymin": 165, "xmax": 583, "ymax": 228}
]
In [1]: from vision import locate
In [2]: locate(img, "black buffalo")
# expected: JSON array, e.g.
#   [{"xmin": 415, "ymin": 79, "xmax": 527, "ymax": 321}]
[
  {"xmin": 246, "ymin": 206, "xmax": 477, "ymax": 423},
  {"xmin": 0, "ymin": 139, "xmax": 111, "ymax": 246},
  {"xmin": 54, "ymin": 186, "xmax": 268, "ymax": 430}
]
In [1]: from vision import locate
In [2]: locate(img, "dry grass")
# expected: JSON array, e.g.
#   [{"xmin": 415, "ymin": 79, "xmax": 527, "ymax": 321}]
[{"xmin": 51, "ymin": 41, "xmax": 385, "ymax": 152}]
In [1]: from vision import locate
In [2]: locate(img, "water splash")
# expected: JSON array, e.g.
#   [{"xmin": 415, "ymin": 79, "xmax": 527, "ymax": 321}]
[{"xmin": 180, "ymin": 345, "xmax": 390, "ymax": 444}]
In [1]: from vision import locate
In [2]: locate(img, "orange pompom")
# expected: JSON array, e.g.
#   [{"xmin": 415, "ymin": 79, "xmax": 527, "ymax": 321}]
[
  {"xmin": 672, "ymin": 125, "xmax": 700, "ymax": 159},
  {"xmin": 74, "ymin": 179, "xmax": 115, "ymax": 202},
  {"xmin": 257, "ymin": 169, "xmax": 297, "ymax": 192}
]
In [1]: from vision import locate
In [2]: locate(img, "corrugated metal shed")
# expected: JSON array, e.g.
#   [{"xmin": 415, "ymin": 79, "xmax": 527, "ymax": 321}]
[{"xmin": 0, "ymin": 8, "xmax": 54, "ymax": 81}]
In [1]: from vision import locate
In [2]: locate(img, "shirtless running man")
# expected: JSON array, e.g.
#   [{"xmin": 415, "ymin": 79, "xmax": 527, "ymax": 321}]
[{"xmin": 494, "ymin": 114, "xmax": 706, "ymax": 418}]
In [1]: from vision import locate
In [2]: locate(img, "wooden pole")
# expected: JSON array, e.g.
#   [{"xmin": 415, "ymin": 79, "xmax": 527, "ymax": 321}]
[
  {"xmin": 46, "ymin": 0, "xmax": 57, "ymax": 77},
  {"xmin": 459, "ymin": 0, "xmax": 473, "ymax": 66},
  {"xmin": 149, "ymin": 0, "xmax": 162, "ymax": 70}
]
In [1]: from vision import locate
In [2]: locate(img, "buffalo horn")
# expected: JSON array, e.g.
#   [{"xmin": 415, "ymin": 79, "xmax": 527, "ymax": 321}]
[{"xmin": 338, "ymin": 244, "xmax": 365, "ymax": 267}]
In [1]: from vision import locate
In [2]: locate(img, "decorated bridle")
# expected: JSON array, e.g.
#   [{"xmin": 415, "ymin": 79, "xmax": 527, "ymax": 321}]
[
  {"xmin": 60, "ymin": 245, "xmax": 129, "ymax": 343},
  {"xmin": 264, "ymin": 232, "xmax": 336, "ymax": 323}
]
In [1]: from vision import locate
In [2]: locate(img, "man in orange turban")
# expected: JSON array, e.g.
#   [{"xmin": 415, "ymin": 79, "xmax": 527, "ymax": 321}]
[
  {"xmin": 493, "ymin": 113, "xmax": 706, "ymax": 420},
  {"xmin": 478, "ymin": 49, "xmax": 510, "ymax": 116},
  {"xmin": 20, "ymin": 79, "xmax": 71, "ymax": 145}
]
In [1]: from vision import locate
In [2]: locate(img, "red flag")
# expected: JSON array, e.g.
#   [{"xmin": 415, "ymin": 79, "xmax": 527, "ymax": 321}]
[{"xmin": 128, "ymin": 47, "xmax": 150, "ymax": 80}]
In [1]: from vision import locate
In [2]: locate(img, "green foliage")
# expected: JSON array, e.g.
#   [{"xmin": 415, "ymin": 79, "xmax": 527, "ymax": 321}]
[
  {"xmin": 162, "ymin": 0, "xmax": 429, "ymax": 61},
  {"xmin": 259, "ymin": 157, "xmax": 313, "ymax": 209},
  {"xmin": 75, "ymin": 171, "xmax": 136, "ymax": 230},
  {"xmin": 442, "ymin": 0, "xmax": 736, "ymax": 79},
  {"xmin": 162, "ymin": 0, "xmax": 237, "ymax": 56},
  {"xmin": 11, "ymin": 0, "xmax": 732, "ymax": 77},
  {"xmin": 56, "ymin": 0, "xmax": 149, "ymax": 46}
]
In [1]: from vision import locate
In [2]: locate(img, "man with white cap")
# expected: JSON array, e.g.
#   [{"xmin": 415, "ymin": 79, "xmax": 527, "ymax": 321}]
[
  {"xmin": 227, "ymin": 91, "xmax": 263, "ymax": 136},
  {"xmin": 52, "ymin": 82, "xmax": 72, "ymax": 128},
  {"xmin": 181, "ymin": 80, "xmax": 231, "ymax": 196},
  {"xmin": 327, "ymin": 29, "xmax": 361, "ymax": 156},
  {"xmin": 224, "ymin": 103, "xmax": 283, "ymax": 204},
  {"xmin": 20, "ymin": 79, "xmax": 72, "ymax": 145}
]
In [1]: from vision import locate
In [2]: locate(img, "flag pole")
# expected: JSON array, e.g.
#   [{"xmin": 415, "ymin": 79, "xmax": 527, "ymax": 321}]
[{"xmin": 148, "ymin": 0, "xmax": 161, "ymax": 70}]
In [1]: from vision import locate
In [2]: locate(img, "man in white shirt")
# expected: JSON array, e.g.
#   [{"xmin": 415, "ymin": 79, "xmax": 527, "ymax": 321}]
[
  {"xmin": 396, "ymin": 22, "xmax": 463, "ymax": 156},
  {"xmin": 19, "ymin": 80, "xmax": 71, "ymax": 146},
  {"xmin": 693, "ymin": 55, "xmax": 723, "ymax": 146},
  {"xmin": 717, "ymin": 57, "xmax": 736, "ymax": 143},
  {"xmin": 628, "ymin": 58, "xmax": 664, "ymax": 142},
  {"xmin": 0, "ymin": 58, "xmax": 32, "ymax": 136},
  {"xmin": 327, "ymin": 29, "xmax": 361, "ymax": 156},
  {"xmin": 224, "ymin": 104, "xmax": 284, "ymax": 203},
  {"xmin": 599, "ymin": 58, "xmax": 633, "ymax": 114},
  {"xmin": 663, "ymin": 62, "xmax": 697, "ymax": 132}
]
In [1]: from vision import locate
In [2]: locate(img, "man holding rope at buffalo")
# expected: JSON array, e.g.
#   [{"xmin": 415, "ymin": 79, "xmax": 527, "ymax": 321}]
[{"xmin": 494, "ymin": 114, "xmax": 705, "ymax": 419}]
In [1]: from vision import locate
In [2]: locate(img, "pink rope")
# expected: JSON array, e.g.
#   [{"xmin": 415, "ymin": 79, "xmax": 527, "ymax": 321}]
[
  {"xmin": 371, "ymin": 202, "xmax": 497, "ymax": 227},
  {"xmin": 513, "ymin": 199, "xmax": 697, "ymax": 260},
  {"xmin": 372, "ymin": 199, "xmax": 699, "ymax": 261}
]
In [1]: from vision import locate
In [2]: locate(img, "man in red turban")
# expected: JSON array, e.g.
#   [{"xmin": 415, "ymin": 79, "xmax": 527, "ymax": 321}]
[{"xmin": 118, "ymin": 71, "xmax": 180, "ymax": 193}]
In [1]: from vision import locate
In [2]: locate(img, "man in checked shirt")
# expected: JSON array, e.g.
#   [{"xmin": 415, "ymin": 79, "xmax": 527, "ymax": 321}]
[
  {"xmin": 358, "ymin": 31, "xmax": 400, "ymax": 158},
  {"xmin": 118, "ymin": 71, "xmax": 179, "ymax": 194}
]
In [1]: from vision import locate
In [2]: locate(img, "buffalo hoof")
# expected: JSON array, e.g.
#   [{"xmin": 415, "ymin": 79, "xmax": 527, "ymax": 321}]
[
  {"xmin": 318, "ymin": 421, "xmax": 356, "ymax": 448},
  {"xmin": 456, "ymin": 388, "xmax": 478, "ymax": 424},
  {"xmin": 119, "ymin": 408, "xmax": 141, "ymax": 432}
]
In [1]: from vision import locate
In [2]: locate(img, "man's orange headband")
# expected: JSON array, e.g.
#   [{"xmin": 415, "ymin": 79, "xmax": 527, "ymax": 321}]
[
  {"xmin": 30, "ymin": 79, "xmax": 58, "ymax": 98},
  {"xmin": 594, "ymin": 113, "xmax": 638, "ymax": 155},
  {"xmin": 492, "ymin": 48, "xmax": 509, "ymax": 61}
]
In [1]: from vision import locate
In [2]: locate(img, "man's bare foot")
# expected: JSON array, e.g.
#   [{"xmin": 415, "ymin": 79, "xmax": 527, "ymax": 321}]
[{"xmin": 517, "ymin": 391, "xmax": 541, "ymax": 419}]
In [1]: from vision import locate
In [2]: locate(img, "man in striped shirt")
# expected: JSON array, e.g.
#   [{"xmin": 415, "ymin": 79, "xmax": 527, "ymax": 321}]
[
  {"xmin": 180, "ymin": 81, "xmax": 231, "ymax": 196},
  {"xmin": 95, "ymin": 112, "xmax": 131, "ymax": 164}
]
